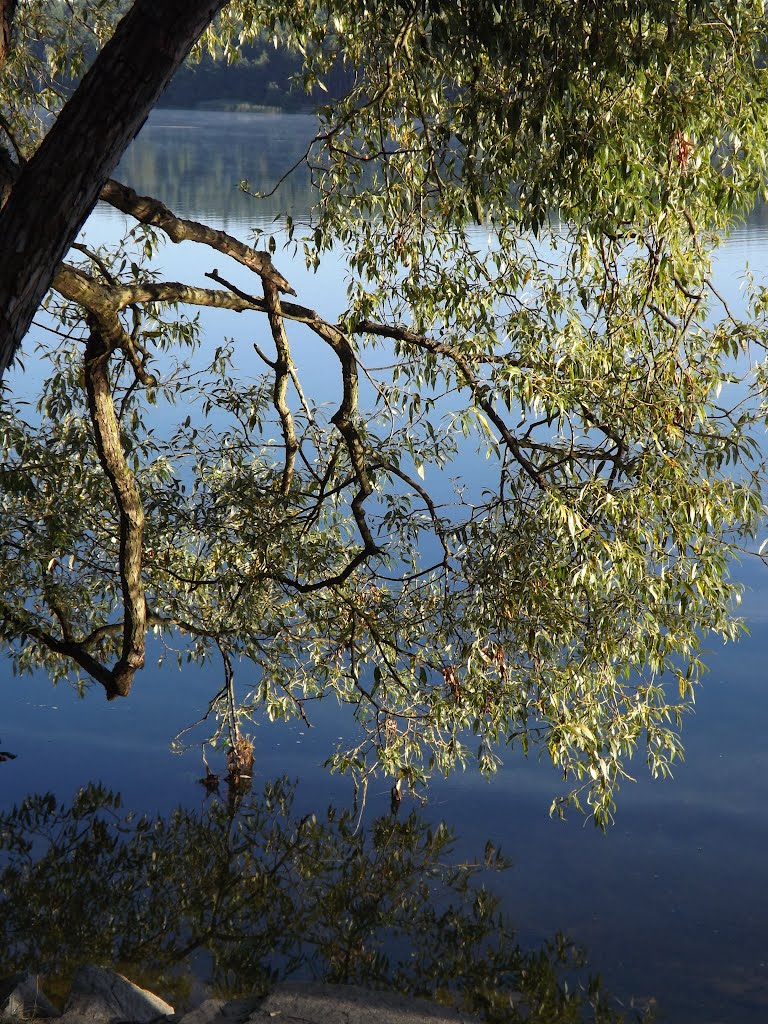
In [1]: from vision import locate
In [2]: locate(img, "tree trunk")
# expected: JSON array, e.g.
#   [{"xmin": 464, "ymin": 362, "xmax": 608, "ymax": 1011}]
[
  {"xmin": 0, "ymin": 0, "xmax": 228, "ymax": 376},
  {"xmin": 0, "ymin": 0, "xmax": 17, "ymax": 67}
]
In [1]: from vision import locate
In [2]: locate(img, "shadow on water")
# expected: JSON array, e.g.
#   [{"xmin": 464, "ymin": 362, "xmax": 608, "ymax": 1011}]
[{"xmin": 0, "ymin": 778, "xmax": 651, "ymax": 1023}]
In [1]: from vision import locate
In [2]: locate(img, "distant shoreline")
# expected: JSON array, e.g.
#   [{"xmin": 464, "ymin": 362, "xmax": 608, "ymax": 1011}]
[{"xmin": 156, "ymin": 99, "xmax": 316, "ymax": 115}]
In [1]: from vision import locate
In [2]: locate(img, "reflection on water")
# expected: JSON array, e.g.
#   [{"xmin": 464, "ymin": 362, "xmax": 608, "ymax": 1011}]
[
  {"xmin": 114, "ymin": 110, "xmax": 317, "ymax": 227},
  {"xmin": 0, "ymin": 779, "xmax": 636, "ymax": 1023}
]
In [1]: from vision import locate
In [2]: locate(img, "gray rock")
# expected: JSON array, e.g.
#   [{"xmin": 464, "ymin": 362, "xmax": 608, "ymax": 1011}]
[
  {"xmin": 0, "ymin": 972, "xmax": 60, "ymax": 1019},
  {"xmin": 60, "ymin": 966, "xmax": 174, "ymax": 1024},
  {"xmin": 246, "ymin": 982, "xmax": 481, "ymax": 1024},
  {"xmin": 1, "ymin": 971, "xmax": 480, "ymax": 1024},
  {"xmin": 173, "ymin": 999, "xmax": 227, "ymax": 1024},
  {"xmin": 175, "ymin": 996, "xmax": 262, "ymax": 1024}
]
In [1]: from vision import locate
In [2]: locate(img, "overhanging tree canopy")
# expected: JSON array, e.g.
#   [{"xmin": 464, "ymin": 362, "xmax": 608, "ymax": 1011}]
[{"xmin": 1, "ymin": 1, "xmax": 767, "ymax": 823}]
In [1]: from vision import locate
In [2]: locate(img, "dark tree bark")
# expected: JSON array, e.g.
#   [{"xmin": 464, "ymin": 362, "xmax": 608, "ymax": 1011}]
[
  {"xmin": 0, "ymin": 0, "xmax": 16, "ymax": 68},
  {"xmin": 0, "ymin": 0, "xmax": 229, "ymax": 376}
]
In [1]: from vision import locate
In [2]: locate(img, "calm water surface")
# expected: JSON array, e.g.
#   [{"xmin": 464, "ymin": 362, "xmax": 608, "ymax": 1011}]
[{"xmin": 3, "ymin": 110, "xmax": 768, "ymax": 1022}]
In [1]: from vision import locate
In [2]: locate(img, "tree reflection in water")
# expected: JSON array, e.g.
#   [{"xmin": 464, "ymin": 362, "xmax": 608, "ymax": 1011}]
[{"xmin": 0, "ymin": 780, "xmax": 647, "ymax": 1023}]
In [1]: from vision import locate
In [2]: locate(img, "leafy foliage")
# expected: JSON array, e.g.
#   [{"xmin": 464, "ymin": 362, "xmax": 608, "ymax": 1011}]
[
  {"xmin": 0, "ymin": 0, "xmax": 124, "ymax": 156},
  {"xmin": 1, "ymin": 1, "xmax": 768, "ymax": 823}
]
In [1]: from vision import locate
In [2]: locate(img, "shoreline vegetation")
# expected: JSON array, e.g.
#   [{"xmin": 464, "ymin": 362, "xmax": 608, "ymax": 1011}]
[{"xmin": 184, "ymin": 100, "xmax": 287, "ymax": 113}]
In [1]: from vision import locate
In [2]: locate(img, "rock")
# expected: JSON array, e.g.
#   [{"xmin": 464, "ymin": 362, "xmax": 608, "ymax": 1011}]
[
  {"xmin": 173, "ymin": 999, "xmax": 227, "ymax": 1024},
  {"xmin": 0, "ymin": 972, "xmax": 60, "ymax": 1019},
  {"xmin": 174, "ymin": 996, "xmax": 262, "ymax": 1024},
  {"xmin": 175, "ymin": 982, "xmax": 481, "ymax": 1024},
  {"xmin": 59, "ymin": 966, "xmax": 174, "ymax": 1023},
  {"xmin": 245, "ymin": 982, "xmax": 481, "ymax": 1024},
  {"xmin": 0, "ymin": 971, "xmax": 480, "ymax": 1024}
]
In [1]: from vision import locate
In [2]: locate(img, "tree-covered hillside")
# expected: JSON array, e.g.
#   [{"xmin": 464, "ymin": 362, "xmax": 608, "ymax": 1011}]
[{"xmin": 159, "ymin": 39, "xmax": 352, "ymax": 111}]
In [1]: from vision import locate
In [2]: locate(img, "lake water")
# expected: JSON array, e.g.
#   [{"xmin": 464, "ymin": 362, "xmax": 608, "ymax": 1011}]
[{"xmin": 3, "ymin": 109, "xmax": 768, "ymax": 1022}]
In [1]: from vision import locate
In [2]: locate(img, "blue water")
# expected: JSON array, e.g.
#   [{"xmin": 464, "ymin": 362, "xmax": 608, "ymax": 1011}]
[{"xmin": 3, "ymin": 110, "xmax": 768, "ymax": 1022}]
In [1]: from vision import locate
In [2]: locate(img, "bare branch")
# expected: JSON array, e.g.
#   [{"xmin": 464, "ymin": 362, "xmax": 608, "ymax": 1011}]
[
  {"xmin": 263, "ymin": 280, "xmax": 299, "ymax": 495},
  {"xmin": 207, "ymin": 268, "xmax": 381, "ymax": 559},
  {"xmin": 100, "ymin": 179, "xmax": 296, "ymax": 295},
  {"xmin": 83, "ymin": 325, "xmax": 147, "ymax": 698}
]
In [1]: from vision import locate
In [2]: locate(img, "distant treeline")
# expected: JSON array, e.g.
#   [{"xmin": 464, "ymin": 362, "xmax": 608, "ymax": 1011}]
[{"xmin": 159, "ymin": 41, "xmax": 354, "ymax": 113}]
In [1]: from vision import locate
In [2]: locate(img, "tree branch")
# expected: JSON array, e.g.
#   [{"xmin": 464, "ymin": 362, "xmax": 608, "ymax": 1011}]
[
  {"xmin": 208, "ymin": 269, "xmax": 381, "ymax": 563},
  {"xmin": 356, "ymin": 317, "xmax": 550, "ymax": 491},
  {"xmin": 83, "ymin": 325, "xmax": 147, "ymax": 698},
  {"xmin": 263, "ymin": 280, "xmax": 299, "ymax": 495},
  {"xmin": 99, "ymin": 179, "xmax": 296, "ymax": 295}
]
